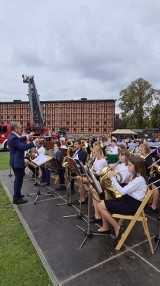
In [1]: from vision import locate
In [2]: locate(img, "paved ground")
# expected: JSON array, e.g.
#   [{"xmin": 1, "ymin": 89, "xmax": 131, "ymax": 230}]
[{"xmin": 0, "ymin": 169, "xmax": 160, "ymax": 286}]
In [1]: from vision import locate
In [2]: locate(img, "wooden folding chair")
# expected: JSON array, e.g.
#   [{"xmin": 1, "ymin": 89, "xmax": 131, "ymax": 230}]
[{"xmin": 112, "ymin": 188, "xmax": 154, "ymax": 254}]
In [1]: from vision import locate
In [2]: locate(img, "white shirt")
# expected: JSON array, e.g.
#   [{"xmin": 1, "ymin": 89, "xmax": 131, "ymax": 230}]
[
  {"xmin": 72, "ymin": 149, "xmax": 80, "ymax": 160},
  {"xmin": 111, "ymin": 145, "xmax": 119, "ymax": 154},
  {"xmin": 36, "ymin": 146, "xmax": 45, "ymax": 156},
  {"xmin": 93, "ymin": 158, "xmax": 108, "ymax": 176},
  {"xmin": 115, "ymin": 163, "xmax": 132, "ymax": 184},
  {"xmin": 111, "ymin": 175, "xmax": 147, "ymax": 201}
]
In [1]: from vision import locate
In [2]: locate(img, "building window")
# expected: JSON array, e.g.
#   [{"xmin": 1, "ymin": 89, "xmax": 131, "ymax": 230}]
[
  {"xmin": 96, "ymin": 128, "xmax": 99, "ymax": 132},
  {"xmin": 89, "ymin": 128, "xmax": 91, "ymax": 132}
]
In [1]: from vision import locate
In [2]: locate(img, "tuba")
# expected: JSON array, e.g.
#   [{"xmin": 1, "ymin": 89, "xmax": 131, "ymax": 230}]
[{"xmin": 100, "ymin": 166, "xmax": 123, "ymax": 199}]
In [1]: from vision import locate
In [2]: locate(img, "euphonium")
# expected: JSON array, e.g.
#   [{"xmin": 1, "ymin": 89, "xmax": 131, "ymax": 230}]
[{"xmin": 100, "ymin": 166, "xmax": 123, "ymax": 199}]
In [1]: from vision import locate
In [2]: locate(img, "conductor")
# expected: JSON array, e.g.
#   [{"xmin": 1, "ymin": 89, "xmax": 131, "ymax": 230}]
[{"xmin": 7, "ymin": 122, "xmax": 39, "ymax": 205}]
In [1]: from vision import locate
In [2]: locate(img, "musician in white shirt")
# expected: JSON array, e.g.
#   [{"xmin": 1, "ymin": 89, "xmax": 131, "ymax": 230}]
[
  {"xmin": 96, "ymin": 156, "xmax": 148, "ymax": 239},
  {"xmin": 110, "ymin": 139, "xmax": 119, "ymax": 154}
]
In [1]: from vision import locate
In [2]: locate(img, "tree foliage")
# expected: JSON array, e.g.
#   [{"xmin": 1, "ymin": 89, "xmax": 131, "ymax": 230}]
[
  {"xmin": 119, "ymin": 78, "xmax": 160, "ymax": 129},
  {"xmin": 150, "ymin": 104, "xmax": 160, "ymax": 128}
]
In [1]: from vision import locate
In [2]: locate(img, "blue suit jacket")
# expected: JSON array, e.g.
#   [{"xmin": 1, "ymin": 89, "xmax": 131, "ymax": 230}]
[
  {"xmin": 8, "ymin": 133, "xmax": 35, "ymax": 168},
  {"xmin": 75, "ymin": 148, "xmax": 87, "ymax": 165}
]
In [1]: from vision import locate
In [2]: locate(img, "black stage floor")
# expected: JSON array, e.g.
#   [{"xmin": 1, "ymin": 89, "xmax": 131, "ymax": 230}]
[{"xmin": 0, "ymin": 169, "xmax": 160, "ymax": 286}]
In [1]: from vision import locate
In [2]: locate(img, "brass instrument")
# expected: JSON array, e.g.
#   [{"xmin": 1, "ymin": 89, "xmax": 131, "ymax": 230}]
[
  {"xmin": 148, "ymin": 158, "xmax": 160, "ymax": 175},
  {"xmin": 81, "ymin": 140, "xmax": 88, "ymax": 149},
  {"xmin": 100, "ymin": 164, "xmax": 123, "ymax": 199}
]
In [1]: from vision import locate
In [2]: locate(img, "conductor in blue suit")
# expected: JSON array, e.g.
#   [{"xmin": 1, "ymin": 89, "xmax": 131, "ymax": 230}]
[{"xmin": 7, "ymin": 122, "xmax": 39, "ymax": 205}]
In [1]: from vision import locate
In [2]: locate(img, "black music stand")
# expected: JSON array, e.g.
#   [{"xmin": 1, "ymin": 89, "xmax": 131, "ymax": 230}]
[
  {"xmin": 27, "ymin": 155, "xmax": 53, "ymax": 204},
  {"xmin": 77, "ymin": 163, "xmax": 108, "ymax": 248},
  {"xmin": 46, "ymin": 157, "xmax": 61, "ymax": 198},
  {"xmin": 154, "ymin": 219, "xmax": 160, "ymax": 253},
  {"xmin": 62, "ymin": 157, "xmax": 87, "ymax": 221}
]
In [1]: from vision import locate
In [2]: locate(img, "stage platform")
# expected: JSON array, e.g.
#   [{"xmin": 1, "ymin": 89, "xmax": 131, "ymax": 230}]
[{"xmin": 0, "ymin": 169, "xmax": 160, "ymax": 286}]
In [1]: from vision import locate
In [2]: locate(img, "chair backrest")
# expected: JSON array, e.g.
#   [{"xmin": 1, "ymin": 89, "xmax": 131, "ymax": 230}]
[{"xmin": 134, "ymin": 188, "xmax": 153, "ymax": 217}]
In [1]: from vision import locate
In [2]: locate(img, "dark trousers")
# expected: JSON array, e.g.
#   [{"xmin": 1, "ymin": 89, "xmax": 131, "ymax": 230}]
[
  {"xmin": 58, "ymin": 170, "xmax": 65, "ymax": 184},
  {"xmin": 12, "ymin": 167, "xmax": 24, "ymax": 201}
]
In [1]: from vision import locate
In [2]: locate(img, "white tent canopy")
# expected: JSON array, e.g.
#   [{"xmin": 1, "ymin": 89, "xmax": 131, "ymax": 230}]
[{"xmin": 111, "ymin": 129, "xmax": 137, "ymax": 135}]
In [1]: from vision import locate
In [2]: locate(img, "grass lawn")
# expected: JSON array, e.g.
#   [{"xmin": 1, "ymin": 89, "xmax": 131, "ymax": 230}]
[
  {"xmin": 0, "ymin": 151, "xmax": 10, "ymax": 170},
  {"xmin": 0, "ymin": 152, "xmax": 52, "ymax": 286}
]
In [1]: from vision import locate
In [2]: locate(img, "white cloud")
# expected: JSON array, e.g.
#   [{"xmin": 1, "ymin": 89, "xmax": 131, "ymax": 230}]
[{"xmin": 0, "ymin": 0, "xmax": 160, "ymax": 106}]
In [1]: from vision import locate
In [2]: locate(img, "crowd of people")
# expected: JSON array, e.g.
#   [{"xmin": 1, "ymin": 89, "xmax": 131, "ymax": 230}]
[{"xmin": 8, "ymin": 122, "xmax": 160, "ymax": 242}]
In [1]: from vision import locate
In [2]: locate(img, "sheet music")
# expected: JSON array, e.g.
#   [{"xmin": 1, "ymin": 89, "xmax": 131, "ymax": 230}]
[
  {"xmin": 87, "ymin": 166, "xmax": 103, "ymax": 194},
  {"xmin": 32, "ymin": 154, "xmax": 52, "ymax": 166}
]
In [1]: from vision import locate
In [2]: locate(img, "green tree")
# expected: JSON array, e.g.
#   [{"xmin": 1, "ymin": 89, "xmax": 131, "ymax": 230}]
[
  {"xmin": 119, "ymin": 78, "xmax": 160, "ymax": 129},
  {"xmin": 150, "ymin": 104, "xmax": 160, "ymax": 128}
]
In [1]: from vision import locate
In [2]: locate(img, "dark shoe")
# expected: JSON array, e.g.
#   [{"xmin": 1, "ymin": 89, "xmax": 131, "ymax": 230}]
[
  {"xmin": 13, "ymin": 198, "xmax": 28, "ymax": 205},
  {"xmin": 115, "ymin": 226, "xmax": 125, "ymax": 242},
  {"xmin": 34, "ymin": 182, "xmax": 38, "ymax": 186},
  {"xmin": 55, "ymin": 185, "xmax": 66, "ymax": 191},
  {"xmin": 145, "ymin": 205, "xmax": 158, "ymax": 214},
  {"xmin": 31, "ymin": 174, "xmax": 35, "ymax": 178},
  {"xmin": 90, "ymin": 216, "xmax": 102, "ymax": 224},
  {"xmin": 40, "ymin": 182, "xmax": 49, "ymax": 186},
  {"xmin": 20, "ymin": 195, "xmax": 24, "ymax": 198}
]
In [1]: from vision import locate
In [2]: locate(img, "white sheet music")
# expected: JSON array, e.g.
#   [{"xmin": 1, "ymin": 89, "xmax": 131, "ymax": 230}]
[{"xmin": 32, "ymin": 154, "xmax": 52, "ymax": 166}]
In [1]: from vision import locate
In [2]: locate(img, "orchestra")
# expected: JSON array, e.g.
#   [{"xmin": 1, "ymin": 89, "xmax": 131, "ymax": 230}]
[{"xmin": 6, "ymin": 124, "xmax": 160, "ymax": 248}]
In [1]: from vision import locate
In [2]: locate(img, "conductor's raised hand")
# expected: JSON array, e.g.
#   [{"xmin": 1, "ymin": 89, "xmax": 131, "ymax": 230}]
[
  {"xmin": 29, "ymin": 131, "xmax": 35, "ymax": 136},
  {"xmin": 33, "ymin": 138, "xmax": 39, "ymax": 144}
]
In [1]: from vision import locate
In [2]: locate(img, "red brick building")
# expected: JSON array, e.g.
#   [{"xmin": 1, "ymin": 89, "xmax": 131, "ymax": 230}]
[{"xmin": 0, "ymin": 99, "xmax": 115, "ymax": 136}]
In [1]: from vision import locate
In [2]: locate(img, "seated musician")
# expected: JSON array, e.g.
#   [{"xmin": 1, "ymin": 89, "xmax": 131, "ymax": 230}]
[
  {"xmin": 91, "ymin": 149, "xmax": 131, "ymax": 223},
  {"xmin": 146, "ymin": 153, "xmax": 160, "ymax": 214},
  {"xmin": 70, "ymin": 139, "xmax": 87, "ymax": 195},
  {"xmin": 76, "ymin": 146, "xmax": 107, "ymax": 203},
  {"xmin": 96, "ymin": 156, "xmax": 148, "ymax": 238},
  {"xmin": 139, "ymin": 143, "xmax": 153, "ymax": 176},
  {"xmin": 131, "ymin": 139, "xmax": 141, "ymax": 155},
  {"xmin": 102, "ymin": 149, "xmax": 132, "ymax": 199},
  {"xmin": 42, "ymin": 141, "xmax": 66, "ymax": 189},
  {"xmin": 26, "ymin": 147, "xmax": 38, "ymax": 178},
  {"xmin": 110, "ymin": 138, "xmax": 119, "ymax": 154}
]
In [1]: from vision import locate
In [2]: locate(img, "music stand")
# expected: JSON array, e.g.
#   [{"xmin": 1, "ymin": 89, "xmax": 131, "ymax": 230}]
[
  {"xmin": 27, "ymin": 154, "xmax": 53, "ymax": 204},
  {"xmin": 77, "ymin": 163, "xmax": 109, "ymax": 248},
  {"xmin": 46, "ymin": 157, "xmax": 61, "ymax": 198},
  {"xmin": 154, "ymin": 220, "xmax": 160, "ymax": 253},
  {"xmin": 62, "ymin": 157, "xmax": 87, "ymax": 221}
]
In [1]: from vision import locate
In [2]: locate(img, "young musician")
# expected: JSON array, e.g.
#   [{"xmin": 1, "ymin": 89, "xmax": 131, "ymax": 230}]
[
  {"xmin": 76, "ymin": 146, "xmax": 107, "ymax": 203},
  {"xmin": 146, "ymin": 156, "xmax": 160, "ymax": 213},
  {"xmin": 96, "ymin": 156, "xmax": 148, "ymax": 240},
  {"xmin": 91, "ymin": 149, "xmax": 131, "ymax": 223},
  {"xmin": 70, "ymin": 139, "xmax": 87, "ymax": 194}
]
